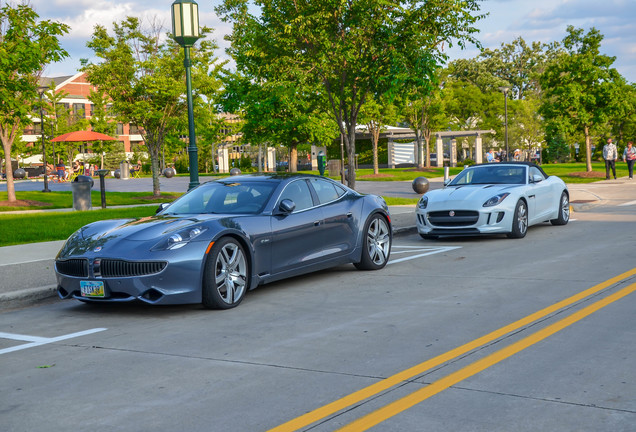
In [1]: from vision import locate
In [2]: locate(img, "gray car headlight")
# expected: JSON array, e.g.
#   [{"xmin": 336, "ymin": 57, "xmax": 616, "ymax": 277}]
[
  {"xmin": 483, "ymin": 193, "xmax": 510, "ymax": 207},
  {"xmin": 418, "ymin": 196, "xmax": 428, "ymax": 209},
  {"xmin": 153, "ymin": 226, "xmax": 207, "ymax": 250}
]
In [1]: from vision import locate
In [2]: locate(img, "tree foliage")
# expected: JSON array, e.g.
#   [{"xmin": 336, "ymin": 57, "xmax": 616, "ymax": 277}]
[
  {"xmin": 218, "ymin": 0, "xmax": 483, "ymax": 188},
  {"xmin": 540, "ymin": 26, "xmax": 623, "ymax": 171},
  {"xmin": 83, "ymin": 16, "xmax": 223, "ymax": 196},
  {"xmin": 0, "ymin": 3, "xmax": 68, "ymax": 202}
]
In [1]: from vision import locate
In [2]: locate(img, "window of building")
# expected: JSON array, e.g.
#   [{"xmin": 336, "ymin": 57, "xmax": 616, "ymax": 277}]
[
  {"xmin": 116, "ymin": 123, "xmax": 124, "ymax": 135},
  {"xmin": 73, "ymin": 103, "xmax": 85, "ymax": 119}
]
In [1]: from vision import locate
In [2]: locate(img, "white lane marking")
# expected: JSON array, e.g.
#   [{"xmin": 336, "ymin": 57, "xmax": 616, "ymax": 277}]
[
  {"xmin": 0, "ymin": 328, "xmax": 107, "ymax": 355},
  {"xmin": 619, "ymin": 200, "xmax": 636, "ymax": 207},
  {"xmin": 388, "ymin": 246, "xmax": 462, "ymax": 265}
]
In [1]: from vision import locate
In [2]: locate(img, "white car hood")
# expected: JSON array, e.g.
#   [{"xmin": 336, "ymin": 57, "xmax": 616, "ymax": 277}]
[{"xmin": 425, "ymin": 184, "xmax": 519, "ymax": 207}]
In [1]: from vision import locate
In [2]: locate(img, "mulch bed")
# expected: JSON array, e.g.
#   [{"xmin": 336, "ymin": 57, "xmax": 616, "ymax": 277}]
[
  {"xmin": 133, "ymin": 195, "xmax": 179, "ymax": 201},
  {"xmin": 0, "ymin": 200, "xmax": 52, "ymax": 208},
  {"xmin": 403, "ymin": 168, "xmax": 438, "ymax": 172},
  {"xmin": 358, "ymin": 173, "xmax": 393, "ymax": 179},
  {"xmin": 567, "ymin": 171, "xmax": 605, "ymax": 178}
]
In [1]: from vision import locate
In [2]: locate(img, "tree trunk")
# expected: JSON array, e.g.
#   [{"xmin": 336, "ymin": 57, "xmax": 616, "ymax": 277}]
[
  {"xmin": 584, "ymin": 125, "xmax": 592, "ymax": 172},
  {"xmin": 1, "ymin": 144, "xmax": 17, "ymax": 203},
  {"xmin": 346, "ymin": 126, "xmax": 356, "ymax": 189},
  {"xmin": 368, "ymin": 122, "xmax": 380, "ymax": 175},
  {"xmin": 289, "ymin": 143, "xmax": 298, "ymax": 173},
  {"xmin": 424, "ymin": 135, "xmax": 431, "ymax": 168},
  {"xmin": 415, "ymin": 130, "xmax": 424, "ymax": 169},
  {"xmin": 149, "ymin": 145, "xmax": 161, "ymax": 197}
]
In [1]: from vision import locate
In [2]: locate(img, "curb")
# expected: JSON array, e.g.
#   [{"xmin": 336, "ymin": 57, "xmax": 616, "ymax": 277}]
[
  {"xmin": 0, "ymin": 285, "xmax": 58, "ymax": 312},
  {"xmin": 393, "ymin": 225, "xmax": 418, "ymax": 236}
]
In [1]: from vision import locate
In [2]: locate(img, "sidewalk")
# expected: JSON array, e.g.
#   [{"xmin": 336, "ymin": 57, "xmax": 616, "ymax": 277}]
[{"xmin": 2, "ymin": 177, "xmax": 634, "ymax": 311}]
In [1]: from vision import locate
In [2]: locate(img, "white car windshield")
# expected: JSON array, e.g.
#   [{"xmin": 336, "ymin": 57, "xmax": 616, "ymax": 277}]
[{"xmin": 449, "ymin": 165, "xmax": 527, "ymax": 186}]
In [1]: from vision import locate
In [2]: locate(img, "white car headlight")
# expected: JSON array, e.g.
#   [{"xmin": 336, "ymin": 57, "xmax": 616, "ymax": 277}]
[
  {"xmin": 483, "ymin": 193, "xmax": 510, "ymax": 207},
  {"xmin": 418, "ymin": 196, "xmax": 428, "ymax": 209},
  {"xmin": 154, "ymin": 226, "xmax": 207, "ymax": 250}
]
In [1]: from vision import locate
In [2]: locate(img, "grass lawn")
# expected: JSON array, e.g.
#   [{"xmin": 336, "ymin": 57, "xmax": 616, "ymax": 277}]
[
  {"xmin": 0, "ymin": 190, "xmax": 181, "ymax": 212},
  {"xmin": 0, "ymin": 206, "xmax": 158, "ymax": 247}
]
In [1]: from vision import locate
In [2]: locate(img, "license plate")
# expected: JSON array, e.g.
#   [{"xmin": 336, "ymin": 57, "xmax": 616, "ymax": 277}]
[{"xmin": 80, "ymin": 281, "xmax": 105, "ymax": 298}]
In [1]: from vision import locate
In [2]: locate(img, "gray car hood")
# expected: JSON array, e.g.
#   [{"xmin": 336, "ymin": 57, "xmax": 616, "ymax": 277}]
[{"xmin": 57, "ymin": 215, "xmax": 227, "ymax": 258}]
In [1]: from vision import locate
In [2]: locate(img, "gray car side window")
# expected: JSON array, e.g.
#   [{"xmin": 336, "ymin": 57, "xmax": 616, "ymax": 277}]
[
  {"xmin": 279, "ymin": 180, "xmax": 314, "ymax": 212},
  {"xmin": 310, "ymin": 178, "xmax": 344, "ymax": 204}
]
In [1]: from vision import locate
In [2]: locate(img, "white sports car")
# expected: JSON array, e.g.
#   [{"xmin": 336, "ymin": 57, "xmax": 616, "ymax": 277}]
[{"xmin": 416, "ymin": 162, "xmax": 569, "ymax": 239}]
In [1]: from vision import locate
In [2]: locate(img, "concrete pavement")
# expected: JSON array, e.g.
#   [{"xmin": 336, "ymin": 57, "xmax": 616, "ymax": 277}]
[{"xmin": 1, "ymin": 176, "xmax": 634, "ymax": 311}]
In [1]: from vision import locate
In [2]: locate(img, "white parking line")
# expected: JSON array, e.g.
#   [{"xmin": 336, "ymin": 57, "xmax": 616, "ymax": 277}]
[
  {"xmin": 0, "ymin": 328, "xmax": 107, "ymax": 355},
  {"xmin": 388, "ymin": 246, "xmax": 462, "ymax": 265},
  {"xmin": 619, "ymin": 200, "xmax": 636, "ymax": 207}
]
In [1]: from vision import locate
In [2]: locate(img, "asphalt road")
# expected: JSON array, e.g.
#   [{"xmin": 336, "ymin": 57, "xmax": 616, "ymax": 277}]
[{"xmin": 2, "ymin": 194, "xmax": 636, "ymax": 431}]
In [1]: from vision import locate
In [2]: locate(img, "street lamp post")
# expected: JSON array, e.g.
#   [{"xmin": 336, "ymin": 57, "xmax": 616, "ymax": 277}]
[
  {"xmin": 498, "ymin": 86, "xmax": 510, "ymax": 161},
  {"xmin": 171, "ymin": 0, "xmax": 201, "ymax": 191},
  {"xmin": 37, "ymin": 87, "xmax": 50, "ymax": 192}
]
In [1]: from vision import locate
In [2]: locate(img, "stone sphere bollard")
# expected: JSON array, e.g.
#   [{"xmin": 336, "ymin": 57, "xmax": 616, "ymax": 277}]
[
  {"xmin": 13, "ymin": 168, "xmax": 26, "ymax": 179},
  {"xmin": 412, "ymin": 176, "xmax": 430, "ymax": 194},
  {"xmin": 163, "ymin": 167, "xmax": 176, "ymax": 178},
  {"xmin": 230, "ymin": 168, "xmax": 242, "ymax": 176},
  {"xmin": 114, "ymin": 169, "xmax": 121, "ymax": 179}
]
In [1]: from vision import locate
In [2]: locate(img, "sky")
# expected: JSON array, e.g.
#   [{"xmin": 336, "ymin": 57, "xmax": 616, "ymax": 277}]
[{"xmin": 28, "ymin": 0, "xmax": 636, "ymax": 84}]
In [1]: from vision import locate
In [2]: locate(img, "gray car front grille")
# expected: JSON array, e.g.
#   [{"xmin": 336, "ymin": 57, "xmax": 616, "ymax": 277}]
[
  {"xmin": 56, "ymin": 259, "xmax": 89, "ymax": 277},
  {"xmin": 98, "ymin": 259, "xmax": 167, "ymax": 278}
]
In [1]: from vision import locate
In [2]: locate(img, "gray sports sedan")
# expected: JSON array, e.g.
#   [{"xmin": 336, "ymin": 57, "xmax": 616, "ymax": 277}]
[{"xmin": 55, "ymin": 174, "xmax": 392, "ymax": 309}]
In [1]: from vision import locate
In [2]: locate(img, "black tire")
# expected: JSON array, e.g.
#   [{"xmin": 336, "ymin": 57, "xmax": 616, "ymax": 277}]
[
  {"xmin": 354, "ymin": 214, "xmax": 392, "ymax": 270},
  {"xmin": 202, "ymin": 237, "xmax": 249, "ymax": 309},
  {"xmin": 420, "ymin": 234, "xmax": 438, "ymax": 240},
  {"xmin": 550, "ymin": 191, "xmax": 570, "ymax": 226},
  {"xmin": 507, "ymin": 200, "xmax": 528, "ymax": 239}
]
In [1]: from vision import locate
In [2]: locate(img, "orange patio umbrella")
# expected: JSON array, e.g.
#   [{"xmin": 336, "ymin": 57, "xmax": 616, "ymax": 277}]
[{"xmin": 51, "ymin": 130, "xmax": 116, "ymax": 142}]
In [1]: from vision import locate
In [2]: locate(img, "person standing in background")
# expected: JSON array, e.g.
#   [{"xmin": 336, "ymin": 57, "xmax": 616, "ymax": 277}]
[
  {"xmin": 623, "ymin": 141, "xmax": 636, "ymax": 180},
  {"xmin": 603, "ymin": 138, "xmax": 618, "ymax": 180}
]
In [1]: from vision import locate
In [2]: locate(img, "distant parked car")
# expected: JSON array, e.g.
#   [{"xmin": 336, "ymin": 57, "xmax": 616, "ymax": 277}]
[
  {"xmin": 55, "ymin": 174, "xmax": 392, "ymax": 309},
  {"xmin": 416, "ymin": 162, "xmax": 569, "ymax": 239}
]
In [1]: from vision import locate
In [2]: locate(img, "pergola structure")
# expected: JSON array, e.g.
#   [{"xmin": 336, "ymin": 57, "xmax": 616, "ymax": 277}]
[{"xmin": 356, "ymin": 127, "xmax": 496, "ymax": 167}]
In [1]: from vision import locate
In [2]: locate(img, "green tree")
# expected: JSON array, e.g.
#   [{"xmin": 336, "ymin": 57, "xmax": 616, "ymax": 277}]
[
  {"xmin": 218, "ymin": 0, "xmax": 483, "ymax": 188},
  {"xmin": 508, "ymin": 96, "xmax": 544, "ymax": 159},
  {"xmin": 0, "ymin": 4, "xmax": 68, "ymax": 202},
  {"xmin": 222, "ymin": 72, "xmax": 335, "ymax": 172},
  {"xmin": 88, "ymin": 88, "xmax": 117, "ymax": 169},
  {"xmin": 400, "ymin": 82, "xmax": 447, "ymax": 168},
  {"xmin": 83, "ymin": 17, "xmax": 222, "ymax": 196},
  {"xmin": 360, "ymin": 94, "xmax": 399, "ymax": 174},
  {"xmin": 539, "ymin": 27, "xmax": 623, "ymax": 172}
]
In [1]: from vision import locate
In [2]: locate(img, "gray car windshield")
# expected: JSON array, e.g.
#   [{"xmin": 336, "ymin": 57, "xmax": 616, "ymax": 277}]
[
  {"xmin": 450, "ymin": 166, "xmax": 526, "ymax": 185},
  {"xmin": 163, "ymin": 181, "xmax": 277, "ymax": 215}
]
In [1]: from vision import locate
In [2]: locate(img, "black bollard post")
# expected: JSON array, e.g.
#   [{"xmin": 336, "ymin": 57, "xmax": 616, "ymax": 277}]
[{"xmin": 97, "ymin": 169, "xmax": 109, "ymax": 209}]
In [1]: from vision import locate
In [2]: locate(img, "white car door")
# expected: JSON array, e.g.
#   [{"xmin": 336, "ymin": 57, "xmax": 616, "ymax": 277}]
[{"xmin": 527, "ymin": 166, "xmax": 553, "ymax": 223}]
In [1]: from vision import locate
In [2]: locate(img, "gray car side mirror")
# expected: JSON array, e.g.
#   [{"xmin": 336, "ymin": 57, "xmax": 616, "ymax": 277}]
[
  {"xmin": 156, "ymin": 202, "xmax": 170, "ymax": 214},
  {"xmin": 278, "ymin": 199, "xmax": 296, "ymax": 215}
]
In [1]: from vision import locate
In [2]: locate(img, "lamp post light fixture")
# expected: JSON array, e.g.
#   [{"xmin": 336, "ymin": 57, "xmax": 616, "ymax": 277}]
[
  {"xmin": 171, "ymin": 0, "xmax": 201, "ymax": 190},
  {"xmin": 498, "ymin": 86, "xmax": 510, "ymax": 162},
  {"xmin": 37, "ymin": 86, "xmax": 50, "ymax": 193}
]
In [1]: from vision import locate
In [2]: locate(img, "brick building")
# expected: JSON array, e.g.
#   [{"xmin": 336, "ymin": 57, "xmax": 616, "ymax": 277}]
[{"xmin": 22, "ymin": 72, "xmax": 144, "ymax": 154}]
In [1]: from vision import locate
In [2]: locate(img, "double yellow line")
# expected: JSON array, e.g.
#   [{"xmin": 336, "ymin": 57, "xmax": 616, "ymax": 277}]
[{"xmin": 269, "ymin": 268, "xmax": 636, "ymax": 432}]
